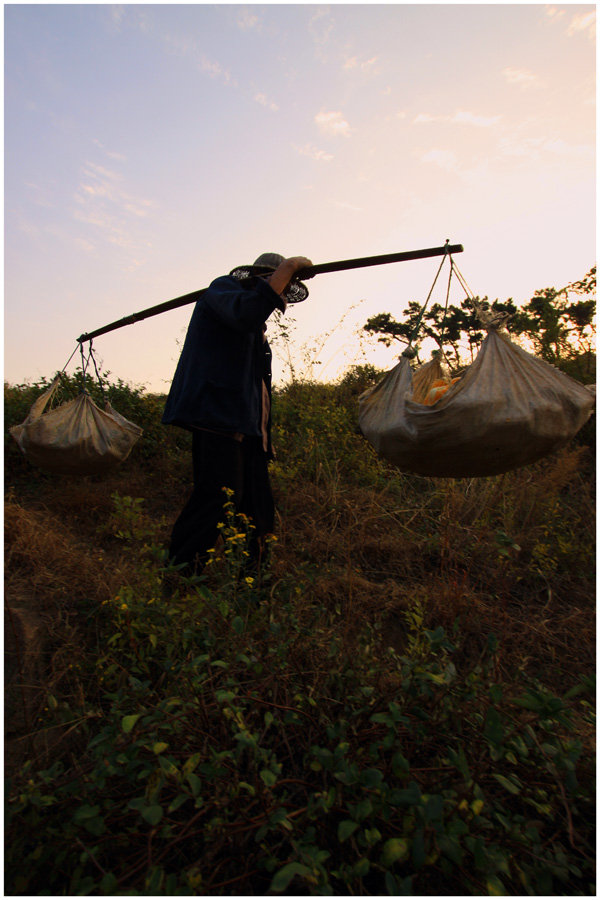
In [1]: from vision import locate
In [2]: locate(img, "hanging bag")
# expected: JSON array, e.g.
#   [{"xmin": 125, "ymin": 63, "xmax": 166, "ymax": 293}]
[
  {"xmin": 10, "ymin": 346, "xmax": 143, "ymax": 475},
  {"xmin": 358, "ymin": 259, "xmax": 595, "ymax": 478}
]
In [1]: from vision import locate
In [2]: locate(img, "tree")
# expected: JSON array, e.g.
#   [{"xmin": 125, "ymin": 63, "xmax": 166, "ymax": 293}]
[
  {"xmin": 363, "ymin": 296, "xmax": 519, "ymax": 369},
  {"xmin": 363, "ymin": 268, "xmax": 595, "ymax": 379},
  {"xmin": 515, "ymin": 267, "xmax": 596, "ymax": 379}
]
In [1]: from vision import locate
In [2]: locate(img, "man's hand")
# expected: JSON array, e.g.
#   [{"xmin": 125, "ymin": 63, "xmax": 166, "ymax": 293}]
[{"xmin": 268, "ymin": 256, "xmax": 313, "ymax": 302}]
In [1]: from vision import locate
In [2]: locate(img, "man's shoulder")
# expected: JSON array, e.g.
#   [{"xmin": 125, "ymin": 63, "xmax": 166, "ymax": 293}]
[{"xmin": 208, "ymin": 273, "xmax": 242, "ymax": 291}]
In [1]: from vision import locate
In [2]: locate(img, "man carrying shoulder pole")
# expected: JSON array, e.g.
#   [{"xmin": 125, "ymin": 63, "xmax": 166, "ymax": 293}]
[{"xmin": 161, "ymin": 253, "xmax": 312, "ymax": 581}]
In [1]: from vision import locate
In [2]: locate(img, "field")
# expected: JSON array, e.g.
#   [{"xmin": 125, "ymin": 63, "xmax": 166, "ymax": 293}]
[{"xmin": 4, "ymin": 368, "xmax": 596, "ymax": 896}]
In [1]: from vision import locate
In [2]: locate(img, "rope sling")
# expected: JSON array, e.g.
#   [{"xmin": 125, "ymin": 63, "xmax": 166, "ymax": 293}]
[
  {"xmin": 358, "ymin": 253, "xmax": 595, "ymax": 478},
  {"xmin": 10, "ymin": 342, "xmax": 142, "ymax": 475}
]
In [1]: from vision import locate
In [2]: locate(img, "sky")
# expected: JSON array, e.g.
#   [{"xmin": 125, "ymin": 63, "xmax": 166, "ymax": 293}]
[{"xmin": 4, "ymin": 2, "xmax": 596, "ymax": 393}]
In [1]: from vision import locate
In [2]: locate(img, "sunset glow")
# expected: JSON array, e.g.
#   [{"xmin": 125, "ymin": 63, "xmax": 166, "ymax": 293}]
[{"xmin": 4, "ymin": 4, "xmax": 596, "ymax": 391}]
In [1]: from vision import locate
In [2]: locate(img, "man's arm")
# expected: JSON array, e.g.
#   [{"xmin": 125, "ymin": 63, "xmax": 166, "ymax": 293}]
[{"xmin": 267, "ymin": 256, "xmax": 313, "ymax": 306}]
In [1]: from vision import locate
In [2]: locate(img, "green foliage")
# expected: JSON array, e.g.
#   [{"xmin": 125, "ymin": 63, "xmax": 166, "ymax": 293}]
[
  {"xmin": 363, "ymin": 266, "xmax": 596, "ymax": 379},
  {"xmin": 5, "ymin": 495, "xmax": 595, "ymax": 895}
]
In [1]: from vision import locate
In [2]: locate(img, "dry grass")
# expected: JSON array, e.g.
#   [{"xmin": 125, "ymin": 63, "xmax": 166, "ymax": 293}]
[{"xmin": 271, "ymin": 445, "xmax": 595, "ymax": 696}]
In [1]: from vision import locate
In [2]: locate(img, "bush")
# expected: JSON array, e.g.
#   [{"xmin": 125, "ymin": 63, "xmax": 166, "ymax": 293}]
[
  {"xmin": 4, "ymin": 495, "xmax": 595, "ymax": 896},
  {"xmin": 5, "ymin": 363, "xmax": 595, "ymax": 896}
]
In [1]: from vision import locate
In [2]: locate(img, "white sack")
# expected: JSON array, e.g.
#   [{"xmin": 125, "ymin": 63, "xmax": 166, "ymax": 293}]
[
  {"xmin": 10, "ymin": 376, "xmax": 143, "ymax": 475},
  {"xmin": 358, "ymin": 329, "xmax": 595, "ymax": 478}
]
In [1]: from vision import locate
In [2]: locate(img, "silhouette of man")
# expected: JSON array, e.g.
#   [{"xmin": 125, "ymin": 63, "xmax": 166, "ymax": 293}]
[{"xmin": 162, "ymin": 252, "xmax": 312, "ymax": 576}]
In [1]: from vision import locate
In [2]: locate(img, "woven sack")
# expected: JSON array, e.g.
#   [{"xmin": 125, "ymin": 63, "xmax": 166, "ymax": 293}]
[
  {"xmin": 10, "ymin": 376, "xmax": 143, "ymax": 475},
  {"xmin": 358, "ymin": 329, "xmax": 595, "ymax": 478}
]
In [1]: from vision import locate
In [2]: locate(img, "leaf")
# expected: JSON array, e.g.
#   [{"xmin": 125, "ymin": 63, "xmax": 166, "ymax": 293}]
[
  {"xmin": 73, "ymin": 804, "xmax": 101, "ymax": 822},
  {"xmin": 392, "ymin": 751, "xmax": 410, "ymax": 776},
  {"xmin": 260, "ymin": 769, "xmax": 277, "ymax": 787},
  {"xmin": 141, "ymin": 805, "xmax": 163, "ymax": 826},
  {"xmin": 232, "ymin": 616, "xmax": 245, "ymax": 635},
  {"xmin": 411, "ymin": 828, "xmax": 426, "ymax": 868},
  {"xmin": 121, "ymin": 714, "xmax": 141, "ymax": 734},
  {"xmin": 385, "ymin": 871, "xmax": 399, "ymax": 895},
  {"xmin": 269, "ymin": 862, "xmax": 312, "ymax": 893},
  {"xmin": 153, "ymin": 742, "xmax": 168, "ymax": 754},
  {"xmin": 486, "ymin": 874, "xmax": 507, "ymax": 895},
  {"xmin": 355, "ymin": 798, "xmax": 373, "ymax": 821},
  {"xmin": 182, "ymin": 752, "xmax": 201, "ymax": 775},
  {"xmin": 353, "ymin": 857, "xmax": 370, "ymax": 878},
  {"xmin": 100, "ymin": 873, "xmax": 118, "ymax": 894},
  {"xmin": 492, "ymin": 773, "xmax": 521, "ymax": 795},
  {"xmin": 484, "ymin": 707, "xmax": 504, "ymax": 746},
  {"xmin": 393, "ymin": 781, "xmax": 421, "ymax": 806},
  {"xmin": 168, "ymin": 794, "xmax": 189, "ymax": 813},
  {"xmin": 215, "ymin": 689, "xmax": 236, "ymax": 704},
  {"xmin": 338, "ymin": 819, "xmax": 359, "ymax": 842},
  {"xmin": 361, "ymin": 767, "xmax": 384, "ymax": 788},
  {"xmin": 381, "ymin": 837, "xmax": 410, "ymax": 867},
  {"xmin": 158, "ymin": 756, "xmax": 179, "ymax": 777},
  {"xmin": 186, "ymin": 773, "xmax": 202, "ymax": 797}
]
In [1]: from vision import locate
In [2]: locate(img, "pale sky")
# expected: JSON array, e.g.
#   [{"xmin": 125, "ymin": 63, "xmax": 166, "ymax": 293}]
[{"xmin": 4, "ymin": 3, "xmax": 596, "ymax": 392}]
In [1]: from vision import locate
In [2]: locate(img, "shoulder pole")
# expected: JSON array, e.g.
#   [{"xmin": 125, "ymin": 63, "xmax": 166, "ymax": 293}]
[{"xmin": 77, "ymin": 242, "xmax": 463, "ymax": 343}]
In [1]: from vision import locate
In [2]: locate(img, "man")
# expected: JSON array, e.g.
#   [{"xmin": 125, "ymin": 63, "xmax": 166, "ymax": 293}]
[{"xmin": 162, "ymin": 252, "xmax": 312, "ymax": 576}]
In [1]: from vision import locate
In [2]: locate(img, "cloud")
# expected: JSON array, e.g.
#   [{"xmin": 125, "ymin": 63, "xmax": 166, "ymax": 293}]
[
  {"xmin": 453, "ymin": 110, "xmax": 501, "ymax": 127},
  {"xmin": 236, "ymin": 8, "xmax": 260, "ymax": 30},
  {"xmin": 502, "ymin": 67, "xmax": 541, "ymax": 88},
  {"xmin": 197, "ymin": 54, "xmax": 235, "ymax": 85},
  {"xmin": 546, "ymin": 6, "xmax": 595, "ymax": 39},
  {"xmin": 499, "ymin": 135, "xmax": 594, "ymax": 161},
  {"xmin": 92, "ymin": 138, "xmax": 126, "ymax": 161},
  {"xmin": 385, "ymin": 109, "xmax": 408, "ymax": 123},
  {"xmin": 420, "ymin": 149, "xmax": 458, "ymax": 172},
  {"xmin": 162, "ymin": 34, "xmax": 236, "ymax": 86},
  {"xmin": 315, "ymin": 110, "xmax": 352, "ymax": 137},
  {"xmin": 309, "ymin": 8, "xmax": 335, "ymax": 49},
  {"xmin": 254, "ymin": 92, "xmax": 279, "ymax": 112},
  {"xmin": 109, "ymin": 5, "xmax": 126, "ymax": 30},
  {"xmin": 331, "ymin": 200, "xmax": 362, "ymax": 212},
  {"xmin": 414, "ymin": 110, "xmax": 501, "ymax": 127},
  {"xmin": 343, "ymin": 55, "xmax": 378, "ymax": 73},
  {"xmin": 545, "ymin": 7, "xmax": 566, "ymax": 22},
  {"xmin": 567, "ymin": 11, "xmax": 595, "ymax": 39},
  {"xmin": 295, "ymin": 144, "xmax": 334, "ymax": 162},
  {"xmin": 72, "ymin": 158, "xmax": 157, "ymax": 254}
]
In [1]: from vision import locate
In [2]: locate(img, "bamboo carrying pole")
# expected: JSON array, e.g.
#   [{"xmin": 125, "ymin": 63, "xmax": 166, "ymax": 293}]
[{"xmin": 76, "ymin": 243, "xmax": 463, "ymax": 344}]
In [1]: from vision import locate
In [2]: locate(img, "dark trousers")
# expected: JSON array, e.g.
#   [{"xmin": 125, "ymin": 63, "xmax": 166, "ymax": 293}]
[{"xmin": 168, "ymin": 431, "xmax": 275, "ymax": 575}]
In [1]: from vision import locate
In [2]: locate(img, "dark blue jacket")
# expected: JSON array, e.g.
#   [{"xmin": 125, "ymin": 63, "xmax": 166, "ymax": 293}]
[{"xmin": 162, "ymin": 275, "xmax": 284, "ymax": 455}]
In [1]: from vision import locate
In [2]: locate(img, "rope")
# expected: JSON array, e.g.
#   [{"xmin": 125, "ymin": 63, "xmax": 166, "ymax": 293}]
[
  {"xmin": 451, "ymin": 261, "xmax": 476, "ymax": 301},
  {"xmin": 438, "ymin": 256, "xmax": 455, "ymax": 348},
  {"xmin": 79, "ymin": 342, "xmax": 90, "ymax": 392},
  {"xmin": 452, "ymin": 261, "xmax": 512, "ymax": 331},
  {"xmin": 88, "ymin": 341, "xmax": 107, "ymax": 402},
  {"xmin": 402, "ymin": 243, "xmax": 452, "ymax": 358},
  {"xmin": 59, "ymin": 344, "xmax": 80, "ymax": 374}
]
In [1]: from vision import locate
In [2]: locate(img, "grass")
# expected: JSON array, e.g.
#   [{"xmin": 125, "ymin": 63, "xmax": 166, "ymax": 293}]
[{"xmin": 3, "ymin": 370, "xmax": 596, "ymax": 895}]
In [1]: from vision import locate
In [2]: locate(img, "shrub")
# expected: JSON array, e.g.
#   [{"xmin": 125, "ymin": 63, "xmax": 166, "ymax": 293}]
[{"xmin": 4, "ymin": 496, "xmax": 595, "ymax": 896}]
